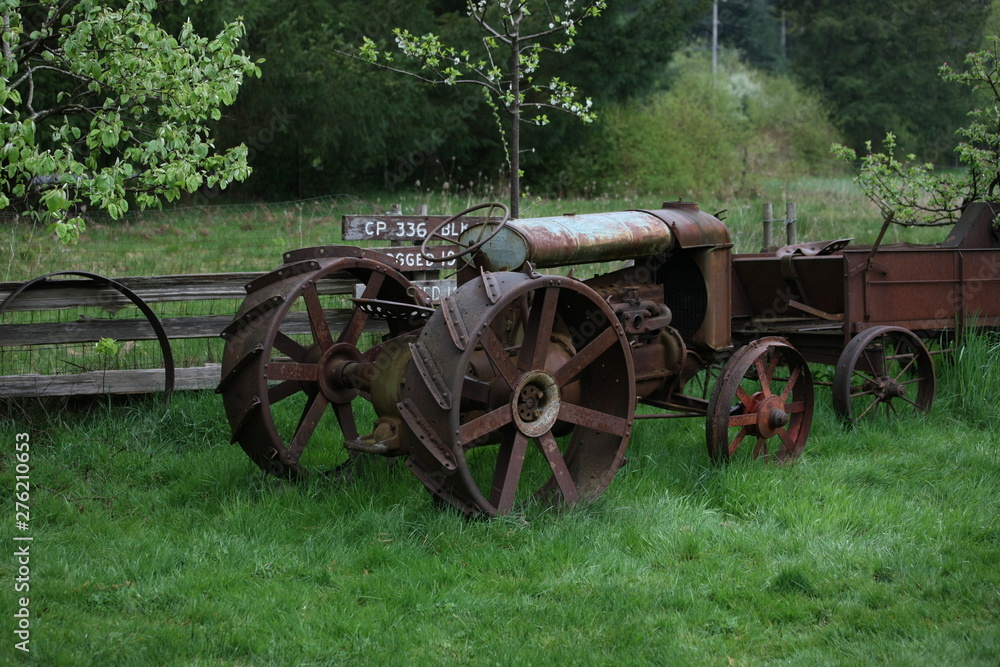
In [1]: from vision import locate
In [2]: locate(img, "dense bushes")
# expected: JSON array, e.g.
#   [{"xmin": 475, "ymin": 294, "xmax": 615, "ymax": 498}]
[{"xmin": 559, "ymin": 48, "xmax": 840, "ymax": 199}]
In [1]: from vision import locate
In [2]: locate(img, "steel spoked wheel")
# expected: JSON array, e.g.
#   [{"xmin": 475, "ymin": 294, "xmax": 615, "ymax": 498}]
[
  {"xmin": 707, "ymin": 337, "xmax": 814, "ymax": 463},
  {"xmin": 219, "ymin": 250, "xmax": 429, "ymax": 477},
  {"xmin": 833, "ymin": 326, "xmax": 935, "ymax": 424},
  {"xmin": 403, "ymin": 272, "xmax": 636, "ymax": 516}
]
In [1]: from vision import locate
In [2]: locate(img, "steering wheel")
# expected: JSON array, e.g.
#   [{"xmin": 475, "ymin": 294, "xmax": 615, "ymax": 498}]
[{"xmin": 419, "ymin": 202, "xmax": 510, "ymax": 264}]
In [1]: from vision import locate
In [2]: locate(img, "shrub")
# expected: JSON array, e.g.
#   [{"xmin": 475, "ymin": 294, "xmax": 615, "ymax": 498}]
[{"xmin": 569, "ymin": 47, "xmax": 840, "ymax": 198}]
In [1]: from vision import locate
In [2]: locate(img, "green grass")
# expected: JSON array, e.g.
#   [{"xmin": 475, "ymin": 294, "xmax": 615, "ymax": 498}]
[{"xmin": 2, "ymin": 337, "xmax": 999, "ymax": 665}]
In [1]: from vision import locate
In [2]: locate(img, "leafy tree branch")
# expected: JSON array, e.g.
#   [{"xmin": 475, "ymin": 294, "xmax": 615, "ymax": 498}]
[
  {"xmin": 0, "ymin": 0, "xmax": 261, "ymax": 243},
  {"xmin": 833, "ymin": 35, "xmax": 1000, "ymax": 228}
]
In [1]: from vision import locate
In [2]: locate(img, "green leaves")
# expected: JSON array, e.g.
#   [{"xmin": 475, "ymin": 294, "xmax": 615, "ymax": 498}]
[
  {"xmin": 832, "ymin": 133, "xmax": 966, "ymax": 226},
  {"xmin": 0, "ymin": 0, "xmax": 260, "ymax": 243}
]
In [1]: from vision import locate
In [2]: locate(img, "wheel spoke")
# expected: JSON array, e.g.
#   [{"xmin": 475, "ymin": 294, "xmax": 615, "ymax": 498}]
[
  {"xmin": 461, "ymin": 375, "xmax": 492, "ymax": 405},
  {"xmin": 777, "ymin": 428, "xmax": 796, "ymax": 455},
  {"xmin": 459, "ymin": 405, "xmax": 514, "ymax": 446},
  {"xmin": 302, "ymin": 283, "xmax": 334, "ymax": 351},
  {"xmin": 889, "ymin": 356, "xmax": 919, "ymax": 383},
  {"xmin": 859, "ymin": 348, "xmax": 882, "ymax": 380},
  {"xmin": 728, "ymin": 412, "xmax": 758, "ymax": 427},
  {"xmin": 489, "ymin": 431, "xmax": 530, "ymax": 514},
  {"xmin": 728, "ymin": 427, "xmax": 749, "ymax": 456},
  {"xmin": 785, "ymin": 400, "xmax": 807, "ymax": 414},
  {"xmin": 852, "ymin": 369, "xmax": 879, "ymax": 385},
  {"xmin": 552, "ymin": 326, "xmax": 618, "ymax": 386},
  {"xmin": 266, "ymin": 361, "xmax": 319, "ymax": 382},
  {"xmin": 736, "ymin": 385, "xmax": 754, "ymax": 409},
  {"xmin": 856, "ymin": 396, "xmax": 882, "ymax": 421},
  {"xmin": 480, "ymin": 326, "xmax": 520, "ymax": 389},
  {"xmin": 332, "ymin": 401, "xmax": 359, "ymax": 441},
  {"xmin": 753, "ymin": 436, "xmax": 768, "ymax": 459},
  {"xmin": 274, "ymin": 331, "xmax": 309, "ymax": 361},
  {"xmin": 267, "ymin": 380, "xmax": 304, "ymax": 405},
  {"xmin": 780, "ymin": 365, "xmax": 803, "ymax": 401},
  {"xmin": 557, "ymin": 401, "xmax": 629, "ymax": 436},
  {"xmin": 518, "ymin": 287, "xmax": 559, "ymax": 372},
  {"xmin": 288, "ymin": 392, "xmax": 329, "ymax": 462},
  {"xmin": 536, "ymin": 432, "xmax": 580, "ymax": 506},
  {"xmin": 339, "ymin": 271, "xmax": 386, "ymax": 345},
  {"xmin": 755, "ymin": 353, "xmax": 778, "ymax": 395}
]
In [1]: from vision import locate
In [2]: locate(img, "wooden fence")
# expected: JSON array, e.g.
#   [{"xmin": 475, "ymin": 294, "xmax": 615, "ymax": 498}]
[{"xmin": 0, "ymin": 209, "xmax": 474, "ymax": 399}]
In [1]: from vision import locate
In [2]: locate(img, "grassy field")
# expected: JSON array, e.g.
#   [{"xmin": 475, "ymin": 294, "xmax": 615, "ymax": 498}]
[
  {"xmin": 1, "ymin": 181, "xmax": 998, "ymax": 664},
  {"xmin": 1, "ymin": 340, "xmax": 998, "ymax": 665}
]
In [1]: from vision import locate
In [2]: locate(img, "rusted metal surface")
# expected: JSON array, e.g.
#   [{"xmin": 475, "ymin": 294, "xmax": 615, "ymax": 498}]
[
  {"xmin": 402, "ymin": 272, "xmax": 636, "ymax": 516},
  {"xmin": 832, "ymin": 325, "xmax": 935, "ymax": 423},
  {"xmin": 219, "ymin": 201, "xmax": 822, "ymax": 516},
  {"xmin": 218, "ymin": 255, "xmax": 429, "ymax": 476},
  {"xmin": 0, "ymin": 271, "xmax": 176, "ymax": 401},
  {"xmin": 733, "ymin": 202, "xmax": 1000, "ymax": 344},
  {"xmin": 464, "ymin": 210, "xmax": 674, "ymax": 271},
  {"xmin": 461, "ymin": 200, "xmax": 729, "ymax": 273},
  {"xmin": 706, "ymin": 337, "xmax": 813, "ymax": 462}
]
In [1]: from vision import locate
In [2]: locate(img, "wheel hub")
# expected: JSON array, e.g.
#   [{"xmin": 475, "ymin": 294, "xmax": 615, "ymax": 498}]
[
  {"xmin": 749, "ymin": 393, "xmax": 790, "ymax": 438},
  {"xmin": 512, "ymin": 370, "xmax": 561, "ymax": 437},
  {"xmin": 317, "ymin": 343, "xmax": 366, "ymax": 403}
]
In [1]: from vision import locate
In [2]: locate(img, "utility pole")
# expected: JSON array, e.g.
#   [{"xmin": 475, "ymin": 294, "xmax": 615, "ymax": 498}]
[
  {"xmin": 781, "ymin": 10, "xmax": 787, "ymax": 62},
  {"xmin": 712, "ymin": 0, "xmax": 719, "ymax": 74}
]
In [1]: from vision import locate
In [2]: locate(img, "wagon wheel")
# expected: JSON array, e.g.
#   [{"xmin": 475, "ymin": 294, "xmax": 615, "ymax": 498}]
[
  {"xmin": 403, "ymin": 272, "xmax": 636, "ymax": 516},
  {"xmin": 832, "ymin": 326, "xmax": 935, "ymax": 424},
  {"xmin": 707, "ymin": 337, "xmax": 814, "ymax": 463},
  {"xmin": 218, "ymin": 251, "xmax": 430, "ymax": 477}
]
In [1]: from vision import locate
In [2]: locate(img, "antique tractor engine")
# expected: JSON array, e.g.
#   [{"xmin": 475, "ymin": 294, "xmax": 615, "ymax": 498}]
[{"xmin": 219, "ymin": 203, "xmax": 814, "ymax": 515}]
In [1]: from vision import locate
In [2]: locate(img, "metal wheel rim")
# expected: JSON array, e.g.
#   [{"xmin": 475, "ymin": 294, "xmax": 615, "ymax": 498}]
[
  {"xmin": 707, "ymin": 337, "xmax": 814, "ymax": 463},
  {"xmin": 219, "ymin": 256, "xmax": 422, "ymax": 476},
  {"xmin": 404, "ymin": 272, "xmax": 636, "ymax": 516},
  {"xmin": 832, "ymin": 325, "xmax": 936, "ymax": 424}
]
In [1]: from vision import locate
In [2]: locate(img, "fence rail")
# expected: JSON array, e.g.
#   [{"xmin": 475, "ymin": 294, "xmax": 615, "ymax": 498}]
[{"xmin": 0, "ymin": 205, "xmax": 476, "ymax": 399}]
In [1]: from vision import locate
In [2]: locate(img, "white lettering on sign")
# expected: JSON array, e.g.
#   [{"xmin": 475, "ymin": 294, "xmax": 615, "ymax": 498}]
[
  {"xmin": 354, "ymin": 280, "xmax": 457, "ymax": 304},
  {"xmin": 381, "ymin": 249, "xmax": 458, "ymax": 268}
]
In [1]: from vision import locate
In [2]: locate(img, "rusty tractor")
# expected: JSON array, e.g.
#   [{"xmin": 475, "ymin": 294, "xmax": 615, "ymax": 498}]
[{"xmin": 218, "ymin": 200, "xmax": 1000, "ymax": 516}]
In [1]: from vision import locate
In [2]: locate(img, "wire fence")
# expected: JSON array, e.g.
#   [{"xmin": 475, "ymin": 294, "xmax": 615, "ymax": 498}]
[{"xmin": 0, "ymin": 195, "xmax": 392, "ymax": 381}]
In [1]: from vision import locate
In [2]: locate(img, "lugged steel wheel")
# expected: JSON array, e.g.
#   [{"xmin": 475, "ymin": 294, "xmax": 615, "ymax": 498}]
[
  {"xmin": 218, "ymin": 247, "xmax": 429, "ymax": 477},
  {"xmin": 707, "ymin": 337, "xmax": 814, "ymax": 463},
  {"xmin": 833, "ymin": 325, "xmax": 935, "ymax": 423},
  {"xmin": 403, "ymin": 272, "xmax": 636, "ymax": 516}
]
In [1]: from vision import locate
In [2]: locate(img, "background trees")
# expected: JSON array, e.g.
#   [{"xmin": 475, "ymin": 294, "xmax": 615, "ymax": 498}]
[
  {"xmin": 777, "ymin": 0, "xmax": 992, "ymax": 158},
  {"xmin": 4, "ymin": 0, "xmax": 998, "ymax": 217}
]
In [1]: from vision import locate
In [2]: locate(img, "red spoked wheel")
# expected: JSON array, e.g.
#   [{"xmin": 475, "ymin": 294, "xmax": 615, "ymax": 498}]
[{"xmin": 707, "ymin": 337, "xmax": 814, "ymax": 463}]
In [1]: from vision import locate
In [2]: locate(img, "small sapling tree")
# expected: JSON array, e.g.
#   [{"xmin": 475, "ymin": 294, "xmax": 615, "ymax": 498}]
[
  {"xmin": 357, "ymin": 1, "xmax": 605, "ymax": 218},
  {"xmin": 0, "ymin": 0, "xmax": 261, "ymax": 243}
]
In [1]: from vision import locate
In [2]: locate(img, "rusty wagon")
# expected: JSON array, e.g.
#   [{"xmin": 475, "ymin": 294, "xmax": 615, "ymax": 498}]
[{"xmin": 218, "ymin": 200, "xmax": 999, "ymax": 516}]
